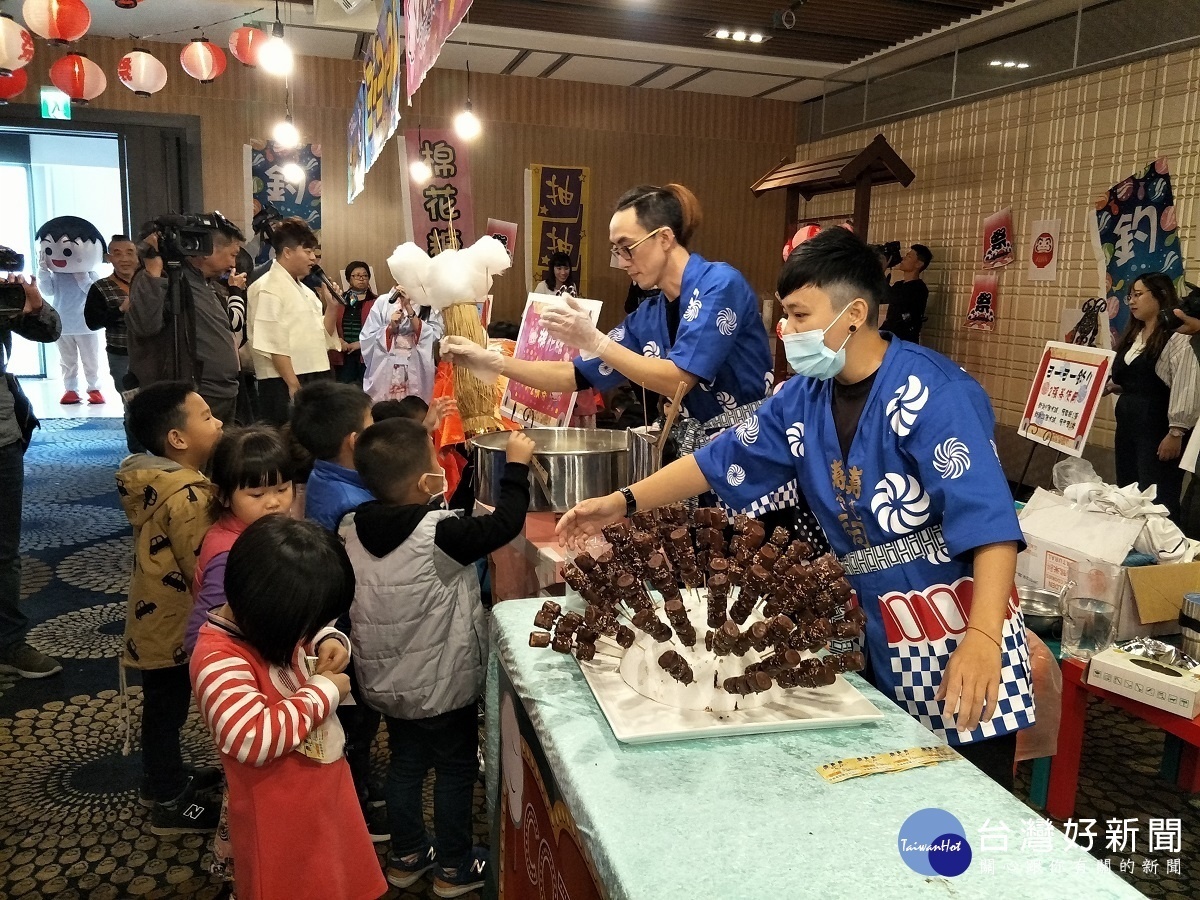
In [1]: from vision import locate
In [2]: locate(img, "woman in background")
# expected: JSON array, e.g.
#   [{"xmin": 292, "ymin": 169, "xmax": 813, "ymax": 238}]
[
  {"xmin": 1104, "ymin": 273, "xmax": 1200, "ymax": 521},
  {"xmin": 325, "ymin": 261, "xmax": 377, "ymax": 386},
  {"xmin": 533, "ymin": 251, "xmax": 578, "ymax": 297}
]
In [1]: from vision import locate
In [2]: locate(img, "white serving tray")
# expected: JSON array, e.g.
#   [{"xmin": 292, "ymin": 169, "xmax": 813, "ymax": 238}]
[{"xmin": 578, "ymin": 654, "xmax": 884, "ymax": 745}]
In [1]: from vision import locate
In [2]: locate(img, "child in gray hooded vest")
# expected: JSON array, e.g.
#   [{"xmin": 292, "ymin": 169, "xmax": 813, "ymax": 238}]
[{"xmin": 340, "ymin": 418, "xmax": 533, "ymax": 898}]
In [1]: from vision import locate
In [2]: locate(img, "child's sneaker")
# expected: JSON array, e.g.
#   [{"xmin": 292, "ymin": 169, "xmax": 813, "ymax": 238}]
[
  {"xmin": 386, "ymin": 843, "xmax": 436, "ymax": 889},
  {"xmin": 149, "ymin": 779, "xmax": 220, "ymax": 835},
  {"xmin": 433, "ymin": 847, "xmax": 488, "ymax": 898}
]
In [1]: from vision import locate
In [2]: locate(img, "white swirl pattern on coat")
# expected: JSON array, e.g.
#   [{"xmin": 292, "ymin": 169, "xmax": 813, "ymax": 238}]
[
  {"xmin": 787, "ymin": 423, "xmax": 805, "ymax": 458},
  {"xmin": 870, "ymin": 473, "xmax": 931, "ymax": 535},
  {"xmin": 932, "ymin": 438, "xmax": 971, "ymax": 480},
  {"xmin": 886, "ymin": 375, "xmax": 929, "ymax": 437},
  {"xmin": 716, "ymin": 308, "xmax": 737, "ymax": 336}
]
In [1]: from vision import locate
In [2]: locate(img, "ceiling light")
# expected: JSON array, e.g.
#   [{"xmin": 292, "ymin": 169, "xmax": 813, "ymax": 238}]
[
  {"xmin": 282, "ymin": 161, "xmax": 305, "ymax": 184},
  {"xmin": 990, "ymin": 60, "xmax": 1003, "ymax": 66},
  {"xmin": 259, "ymin": 13, "xmax": 293, "ymax": 76},
  {"xmin": 1003, "ymin": 61, "xmax": 1016, "ymax": 68},
  {"xmin": 732, "ymin": 30, "xmax": 747, "ymax": 41},
  {"xmin": 715, "ymin": 29, "xmax": 729, "ymax": 39},
  {"xmin": 454, "ymin": 101, "xmax": 481, "ymax": 141},
  {"xmin": 273, "ymin": 115, "xmax": 299, "ymax": 149},
  {"xmin": 1016, "ymin": 62, "xmax": 1030, "ymax": 69},
  {"xmin": 748, "ymin": 33, "xmax": 764, "ymax": 43},
  {"xmin": 410, "ymin": 158, "xmax": 432, "ymax": 184}
]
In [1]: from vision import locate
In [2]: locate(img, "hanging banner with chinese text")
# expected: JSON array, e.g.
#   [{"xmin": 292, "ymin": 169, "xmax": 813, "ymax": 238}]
[
  {"xmin": 405, "ymin": 0, "xmax": 473, "ymax": 102},
  {"xmin": 348, "ymin": 82, "xmax": 368, "ymax": 203},
  {"xmin": 1027, "ymin": 219, "xmax": 1061, "ymax": 282},
  {"xmin": 502, "ymin": 294, "xmax": 603, "ymax": 427},
  {"xmin": 1018, "ymin": 341, "xmax": 1114, "ymax": 457},
  {"xmin": 526, "ymin": 164, "xmax": 590, "ymax": 297},
  {"xmin": 348, "ymin": 0, "xmax": 403, "ymax": 202},
  {"xmin": 404, "ymin": 128, "xmax": 474, "ymax": 254},
  {"xmin": 250, "ymin": 140, "xmax": 322, "ymax": 266},
  {"xmin": 964, "ymin": 273, "xmax": 999, "ymax": 332},
  {"xmin": 981, "ymin": 207, "xmax": 1015, "ymax": 269},
  {"xmin": 1094, "ymin": 157, "xmax": 1185, "ymax": 346}
]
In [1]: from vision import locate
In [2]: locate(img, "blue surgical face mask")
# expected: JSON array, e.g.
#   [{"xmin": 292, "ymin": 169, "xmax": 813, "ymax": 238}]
[{"xmin": 781, "ymin": 303, "xmax": 853, "ymax": 380}]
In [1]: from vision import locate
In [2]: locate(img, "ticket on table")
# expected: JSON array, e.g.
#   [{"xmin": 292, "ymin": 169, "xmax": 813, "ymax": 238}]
[{"xmin": 817, "ymin": 745, "xmax": 959, "ymax": 783}]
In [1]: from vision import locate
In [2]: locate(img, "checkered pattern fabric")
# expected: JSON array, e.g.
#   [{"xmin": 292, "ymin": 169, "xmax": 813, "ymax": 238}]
[
  {"xmin": 888, "ymin": 611, "xmax": 1036, "ymax": 745},
  {"xmin": 671, "ymin": 397, "xmax": 768, "ymax": 459},
  {"xmin": 838, "ymin": 525, "xmax": 949, "ymax": 577}
]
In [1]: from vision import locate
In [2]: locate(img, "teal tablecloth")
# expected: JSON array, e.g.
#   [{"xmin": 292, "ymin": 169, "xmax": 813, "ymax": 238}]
[{"xmin": 486, "ymin": 598, "xmax": 1144, "ymax": 900}]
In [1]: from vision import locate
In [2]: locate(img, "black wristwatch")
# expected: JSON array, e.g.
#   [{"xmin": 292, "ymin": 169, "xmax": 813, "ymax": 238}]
[{"xmin": 619, "ymin": 486, "xmax": 637, "ymax": 517}]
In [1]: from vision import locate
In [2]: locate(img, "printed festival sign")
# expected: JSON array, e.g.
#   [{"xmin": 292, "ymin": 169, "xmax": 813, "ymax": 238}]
[
  {"xmin": 1094, "ymin": 157, "xmax": 1185, "ymax": 346},
  {"xmin": 964, "ymin": 273, "xmax": 999, "ymax": 333},
  {"xmin": 486, "ymin": 218, "xmax": 519, "ymax": 261},
  {"xmin": 1018, "ymin": 341, "xmax": 1114, "ymax": 457},
  {"xmin": 981, "ymin": 207, "xmax": 1015, "ymax": 269},
  {"xmin": 403, "ymin": 128, "xmax": 474, "ymax": 253},
  {"xmin": 1027, "ymin": 219, "xmax": 1061, "ymax": 282},
  {"xmin": 348, "ymin": 0, "xmax": 403, "ymax": 201},
  {"xmin": 502, "ymin": 294, "xmax": 602, "ymax": 427},
  {"xmin": 405, "ymin": 0, "xmax": 473, "ymax": 101}
]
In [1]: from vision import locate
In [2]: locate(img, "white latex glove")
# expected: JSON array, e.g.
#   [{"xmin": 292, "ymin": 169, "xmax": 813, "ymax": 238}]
[
  {"xmin": 440, "ymin": 335, "xmax": 504, "ymax": 381},
  {"xmin": 540, "ymin": 295, "xmax": 607, "ymax": 358}
]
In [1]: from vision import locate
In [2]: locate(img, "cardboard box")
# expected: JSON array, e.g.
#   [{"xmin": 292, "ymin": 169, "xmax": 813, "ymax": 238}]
[
  {"xmin": 1086, "ymin": 646, "xmax": 1200, "ymax": 718},
  {"xmin": 1016, "ymin": 489, "xmax": 1192, "ymax": 641}
]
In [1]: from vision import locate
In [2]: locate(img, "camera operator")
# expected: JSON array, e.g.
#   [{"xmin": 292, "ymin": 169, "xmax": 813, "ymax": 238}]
[
  {"xmin": 0, "ymin": 272, "xmax": 63, "ymax": 680},
  {"xmin": 882, "ymin": 244, "xmax": 933, "ymax": 344},
  {"xmin": 126, "ymin": 215, "xmax": 245, "ymax": 426},
  {"xmin": 247, "ymin": 218, "xmax": 335, "ymax": 425}
]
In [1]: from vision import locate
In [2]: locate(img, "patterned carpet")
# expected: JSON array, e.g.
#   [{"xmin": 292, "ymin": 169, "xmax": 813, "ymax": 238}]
[
  {"xmin": 1, "ymin": 419, "xmax": 484, "ymax": 900},
  {"xmin": 3, "ymin": 419, "xmax": 1200, "ymax": 898}
]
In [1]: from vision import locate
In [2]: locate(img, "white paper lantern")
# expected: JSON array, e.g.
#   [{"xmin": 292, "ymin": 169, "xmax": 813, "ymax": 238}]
[
  {"xmin": 0, "ymin": 15, "xmax": 34, "ymax": 77},
  {"xmin": 117, "ymin": 49, "xmax": 167, "ymax": 97}
]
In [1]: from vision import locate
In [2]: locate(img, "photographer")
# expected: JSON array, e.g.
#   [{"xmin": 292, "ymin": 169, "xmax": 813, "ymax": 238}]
[
  {"xmin": 0, "ymin": 273, "xmax": 63, "ymax": 680},
  {"xmin": 126, "ymin": 215, "xmax": 245, "ymax": 426},
  {"xmin": 247, "ymin": 218, "xmax": 334, "ymax": 425},
  {"xmin": 882, "ymin": 243, "xmax": 932, "ymax": 344}
]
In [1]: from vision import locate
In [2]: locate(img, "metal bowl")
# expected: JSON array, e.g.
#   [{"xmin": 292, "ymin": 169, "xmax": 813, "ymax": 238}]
[{"xmin": 1017, "ymin": 587, "xmax": 1063, "ymax": 640}]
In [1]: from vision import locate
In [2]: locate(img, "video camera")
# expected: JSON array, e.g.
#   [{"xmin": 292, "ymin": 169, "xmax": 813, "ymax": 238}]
[
  {"xmin": 870, "ymin": 240, "xmax": 903, "ymax": 270},
  {"xmin": 1161, "ymin": 281, "xmax": 1200, "ymax": 332},
  {"xmin": 0, "ymin": 245, "xmax": 26, "ymax": 317},
  {"xmin": 138, "ymin": 212, "xmax": 238, "ymax": 265}
]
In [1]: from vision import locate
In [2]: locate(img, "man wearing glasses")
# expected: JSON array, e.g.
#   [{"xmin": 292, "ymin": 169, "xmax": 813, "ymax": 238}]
[{"xmin": 442, "ymin": 183, "xmax": 773, "ymax": 429}]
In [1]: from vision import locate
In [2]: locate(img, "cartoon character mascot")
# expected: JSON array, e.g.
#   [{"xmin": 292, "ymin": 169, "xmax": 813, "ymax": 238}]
[{"xmin": 36, "ymin": 216, "xmax": 107, "ymax": 404}]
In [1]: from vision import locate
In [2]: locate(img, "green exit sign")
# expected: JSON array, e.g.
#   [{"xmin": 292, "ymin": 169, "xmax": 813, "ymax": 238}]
[{"xmin": 40, "ymin": 87, "xmax": 71, "ymax": 121}]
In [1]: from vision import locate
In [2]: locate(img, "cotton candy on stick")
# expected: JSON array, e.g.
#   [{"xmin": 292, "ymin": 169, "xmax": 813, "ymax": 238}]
[{"xmin": 424, "ymin": 236, "xmax": 512, "ymax": 436}]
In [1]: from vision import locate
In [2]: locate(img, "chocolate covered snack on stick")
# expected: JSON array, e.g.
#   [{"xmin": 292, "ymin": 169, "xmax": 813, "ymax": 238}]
[
  {"xmin": 663, "ymin": 598, "xmax": 698, "ymax": 647},
  {"xmin": 657, "ymin": 650, "xmax": 695, "ymax": 685}
]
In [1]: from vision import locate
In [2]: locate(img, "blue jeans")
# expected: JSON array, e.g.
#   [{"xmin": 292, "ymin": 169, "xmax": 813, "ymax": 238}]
[
  {"xmin": 0, "ymin": 439, "xmax": 27, "ymax": 650},
  {"xmin": 386, "ymin": 702, "xmax": 478, "ymax": 868}
]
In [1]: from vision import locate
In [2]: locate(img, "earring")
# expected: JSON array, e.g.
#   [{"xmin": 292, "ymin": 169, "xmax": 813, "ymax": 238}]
[{"xmin": 849, "ymin": 324, "xmax": 858, "ymax": 333}]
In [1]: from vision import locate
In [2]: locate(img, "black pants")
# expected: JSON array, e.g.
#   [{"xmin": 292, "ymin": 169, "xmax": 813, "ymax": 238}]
[
  {"xmin": 256, "ymin": 370, "xmax": 333, "ymax": 426},
  {"xmin": 335, "ymin": 352, "xmax": 367, "ymax": 387},
  {"xmin": 1115, "ymin": 417, "xmax": 1186, "ymax": 522},
  {"xmin": 140, "ymin": 664, "xmax": 193, "ymax": 801},
  {"xmin": 337, "ymin": 668, "xmax": 382, "ymax": 807},
  {"xmin": 386, "ymin": 702, "xmax": 478, "ymax": 868},
  {"xmin": 0, "ymin": 440, "xmax": 26, "ymax": 651},
  {"xmin": 201, "ymin": 394, "xmax": 238, "ymax": 432},
  {"xmin": 956, "ymin": 731, "xmax": 1018, "ymax": 790}
]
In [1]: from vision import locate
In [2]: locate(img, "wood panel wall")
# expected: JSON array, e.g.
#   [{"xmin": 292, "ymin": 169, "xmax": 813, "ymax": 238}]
[{"xmin": 5, "ymin": 36, "xmax": 800, "ymax": 332}]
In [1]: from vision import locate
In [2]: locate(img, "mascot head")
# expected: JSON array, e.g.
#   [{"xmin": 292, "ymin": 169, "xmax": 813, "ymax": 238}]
[{"xmin": 35, "ymin": 216, "xmax": 107, "ymax": 274}]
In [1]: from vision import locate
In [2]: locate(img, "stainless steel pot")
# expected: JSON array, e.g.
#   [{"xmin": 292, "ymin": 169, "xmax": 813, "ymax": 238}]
[
  {"xmin": 1017, "ymin": 586, "xmax": 1066, "ymax": 641},
  {"xmin": 473, "ymin": 428, "xmax": 630, "ymax": 513}
]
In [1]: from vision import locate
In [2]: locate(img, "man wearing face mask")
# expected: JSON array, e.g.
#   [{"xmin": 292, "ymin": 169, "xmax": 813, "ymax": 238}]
[{"xmin": 558, "ymin": 228, "xmax": 1034, "ymax": 789}]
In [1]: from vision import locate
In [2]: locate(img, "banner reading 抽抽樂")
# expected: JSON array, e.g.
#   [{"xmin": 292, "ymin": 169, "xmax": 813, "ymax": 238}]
[
  {"xmin": 405, "ymin": 0, "xmax": 473, "ymax": 102},
  {"xmin": 402, "ymin": 128, "xmax": 474, "ymax": 254},
  {"xmin": 1019, "ymin": 341, "xmax": 1114, "ymax": 457},
  {"xmin": 527, "ymin": 165, "xmax": 590, "ymax": 297},
  {"xmin": 251, "ymin": 140, "xmax": 322, "ymax": 266},
  {"xmin": 1094, "ymin": 157, "xmax": 1186, "ymax": 346},
  {"xmin": 347, "ymin": 0, "xmax": 403, "ymax": 202}
]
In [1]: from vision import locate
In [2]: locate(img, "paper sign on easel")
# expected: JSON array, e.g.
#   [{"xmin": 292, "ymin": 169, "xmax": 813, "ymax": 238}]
[
  {"xmin": 502, "ymin": 294, "xmax": 603, "ymax": 427},
  {"xmin": 1018, "ymin": 341, "xmax": 1115, "ymax": 457}
]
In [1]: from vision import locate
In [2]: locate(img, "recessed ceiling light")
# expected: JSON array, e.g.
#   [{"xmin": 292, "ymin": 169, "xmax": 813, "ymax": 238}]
[
  {"xmin": 715, "ymin": 28, "xmax": 730, "ymax": 39},
  {"xmin": 1003, "ymin": 61, "xmax": 1017, "ymax": 68},
  {"xmin": 990, "ymin": 60, "xmax": 1003, "ymax": 66},
  {"xmin": 732, "ymin": 30, "xmax": 747, "ymax": 41},
  {"xmin": 1016, "ymin": 62, "xmax": 1030, "ymax": 69},
  {"xmin": 748, "ymin": 33, "xmax": 764, "ymax": 43}
]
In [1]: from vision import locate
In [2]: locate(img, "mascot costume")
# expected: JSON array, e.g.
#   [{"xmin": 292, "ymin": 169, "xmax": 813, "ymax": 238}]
[{"xmin": 36, "ymin": 216, "xmax": 107, "ymax": 404}]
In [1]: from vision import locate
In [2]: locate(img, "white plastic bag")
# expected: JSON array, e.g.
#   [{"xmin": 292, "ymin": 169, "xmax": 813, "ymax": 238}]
[{"xmin": 1053, "ymin": 458, "xmax": 1101, "ymax": 492}]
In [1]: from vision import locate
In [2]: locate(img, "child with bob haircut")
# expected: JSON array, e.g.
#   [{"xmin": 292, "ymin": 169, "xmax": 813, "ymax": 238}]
[{"xmin": 191, "ymin": 516, "xmax": 386, "ymax": 900}]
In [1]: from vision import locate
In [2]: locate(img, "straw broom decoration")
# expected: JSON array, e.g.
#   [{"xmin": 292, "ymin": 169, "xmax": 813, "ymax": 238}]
[{"xmin": 387, "ymin": 231, "xmax": 512, "ymax": 436}]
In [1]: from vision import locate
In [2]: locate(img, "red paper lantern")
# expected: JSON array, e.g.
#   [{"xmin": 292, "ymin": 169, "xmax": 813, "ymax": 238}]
[
  {"xmin": 0, "ymin": 15, "xmax": 34, "ymax": 77},
  {"xmin": 180, "ymin": 37, "xmax": 226, "ymax": 83},
  {"xmin": 49, "ymin": 51, "xmax": 106, "ymax": 104},
  {"xmin": 228, "ymin": 25, "xmax": 267, "ymax": 67},
  {"xmin": 118, "ymin": 49, "xmax": 167, "ymax": 97},
  {"xmin": 0, "ymin": 67, "xmax": 28, "ymax": 103},
  {"xmin": 21, "ymin": 0, "xmax": 91, "ymax": 45}
]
